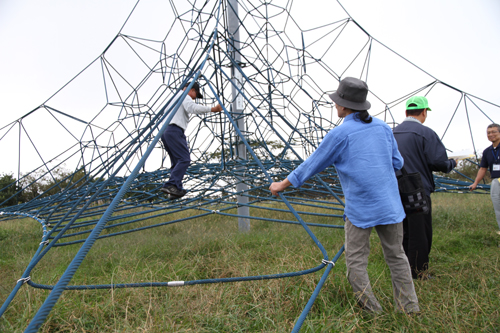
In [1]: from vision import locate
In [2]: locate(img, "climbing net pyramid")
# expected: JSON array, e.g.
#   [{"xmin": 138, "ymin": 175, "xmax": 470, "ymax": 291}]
[{"xmin": 1, "ymin": 0, "xmax": 499, "ymax": 331}]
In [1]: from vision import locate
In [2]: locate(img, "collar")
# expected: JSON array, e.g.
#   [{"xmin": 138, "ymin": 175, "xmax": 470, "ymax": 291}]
[
  {"xmin": 343, "ymin": 113, "xmax": 356, "ymax": 122},
  {"xmin": 403, "ymin": 116, "xmax": 422, "ymax": 124}
]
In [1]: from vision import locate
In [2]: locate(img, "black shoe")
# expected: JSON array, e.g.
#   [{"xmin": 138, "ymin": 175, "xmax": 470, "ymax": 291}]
[
  {"xmin": 160, "ymin": 187, "xmax": 171, "ymax": 195},
  {"xmin": 169, "ymin": 189, "xmax": 187, "ymax": 199},
  {"xmin": 161, "ymin": 185, "xmax": 187, "ymax": 198}
]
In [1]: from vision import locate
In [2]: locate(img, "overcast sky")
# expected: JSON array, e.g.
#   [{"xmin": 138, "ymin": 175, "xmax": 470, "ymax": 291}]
[
  {"xmin": 0, "ymin": 0, "xmax": 499, "ymax": 174},
  {"xmin": 344, "ymin": 0, "xmax": 500, "ymax": 104}
]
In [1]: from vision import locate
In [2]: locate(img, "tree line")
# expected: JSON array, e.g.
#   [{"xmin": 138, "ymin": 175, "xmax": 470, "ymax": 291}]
[{"xmin": 0, "ymin": 168, "xmax": 86, "ymax": 207}]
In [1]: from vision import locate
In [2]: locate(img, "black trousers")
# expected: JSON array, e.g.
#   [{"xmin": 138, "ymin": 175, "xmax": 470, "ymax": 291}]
[
  {"xmin": 161, "ymin": 124, "xmax": 191, "ymax": 190},
  {"xmin": 402, "ymin": 194, "xmax": 432, "ymax": 279}
]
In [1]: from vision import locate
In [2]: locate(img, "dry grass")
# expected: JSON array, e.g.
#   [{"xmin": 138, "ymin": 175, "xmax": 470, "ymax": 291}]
[{"xmin": 1, "ymin": 193, "xmax": 499, "ymax": 332}]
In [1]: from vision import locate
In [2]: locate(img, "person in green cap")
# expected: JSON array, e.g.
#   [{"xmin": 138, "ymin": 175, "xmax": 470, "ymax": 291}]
[{"xmin": 393, "ymin": 96, "xmax": 457, "ymax": 280}]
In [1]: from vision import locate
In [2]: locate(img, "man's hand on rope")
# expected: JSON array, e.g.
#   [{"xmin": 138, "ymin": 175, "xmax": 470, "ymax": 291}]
[
  {"xmin": 211, "ymin": 104, "xmax": 223, "ymax": 113},
  {"xmin": 269, "ymin": 178, "xmax": 292, "ymax": 196}
]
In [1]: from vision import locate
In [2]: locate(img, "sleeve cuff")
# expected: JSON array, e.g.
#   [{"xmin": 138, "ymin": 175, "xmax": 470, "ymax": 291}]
[{"xmin": 287, "ymin": 172, "xmax": 300, "ymax": 188}]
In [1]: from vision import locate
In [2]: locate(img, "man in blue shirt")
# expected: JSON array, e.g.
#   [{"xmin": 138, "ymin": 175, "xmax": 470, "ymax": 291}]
[
  {"xmin": 393, "ymin": 96, "xmax": 457, "ymax": 279},
  {"xmin": 469, "ymin": 123, "xmax": 500, "ymax": 235},
  {"xmin": 270, "ymin": 77, "xmax": 419, "ymax": 314}
]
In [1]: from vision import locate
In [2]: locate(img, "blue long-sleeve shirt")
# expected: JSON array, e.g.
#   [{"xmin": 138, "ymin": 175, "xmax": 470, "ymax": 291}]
[{"xmin": 288, "ymin": 113, "xmax": 405, "ymax": 229}]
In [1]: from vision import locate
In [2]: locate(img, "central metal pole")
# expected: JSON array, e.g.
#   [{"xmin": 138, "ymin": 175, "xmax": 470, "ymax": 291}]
[{"xmin": 228, "ymin": 0, "xmax": 250, "ymax": 232}]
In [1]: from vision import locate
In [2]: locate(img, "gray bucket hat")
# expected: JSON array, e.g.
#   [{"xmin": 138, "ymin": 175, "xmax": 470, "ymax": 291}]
[{"xmin": 328, "ymin": 77, "xmax": 371, "ymax": 110}]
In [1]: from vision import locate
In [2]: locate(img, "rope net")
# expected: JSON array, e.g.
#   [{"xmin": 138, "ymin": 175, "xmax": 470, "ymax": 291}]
[{"xmin": 0, "ymin": 0, "xmax": 497, "ymax": 331}]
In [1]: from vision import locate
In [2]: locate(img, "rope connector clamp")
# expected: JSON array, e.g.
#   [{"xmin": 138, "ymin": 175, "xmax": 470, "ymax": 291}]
[
  {"xmin": 17, "ymin": 277, "xmax": 31, "ymax": 285},
  {"xmin": 321, "ymin": 259, "xmax": 335, "ymax": 267}
]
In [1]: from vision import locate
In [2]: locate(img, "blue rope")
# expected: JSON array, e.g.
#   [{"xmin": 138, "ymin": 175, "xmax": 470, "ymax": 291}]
[
  {"xmin": 0, "ymin": 212, "xmax": 50, "ymax": 319},
  {"xmin": 26, "ymin": 264, "xmax": 327, "ymax": 291},
  {"xmin": 0, "ymin": 0, "xmax": 496, "ymax": 331},
  {"xmin": 292, "ymin": 245, "xmax": 345, "ymax": 333},
  {"xmin": 23, "ymin": 13, "xmax": 223, "ymax": 330}
]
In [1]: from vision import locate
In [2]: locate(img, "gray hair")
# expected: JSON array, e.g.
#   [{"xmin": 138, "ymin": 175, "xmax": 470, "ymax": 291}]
[{"xmin": 487, "ymin": 123, "xmax": 500, "ymax": 132}]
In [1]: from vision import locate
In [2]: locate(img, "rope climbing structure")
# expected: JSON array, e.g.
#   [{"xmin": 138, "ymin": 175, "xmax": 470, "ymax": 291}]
[{"xmin": 0, "ymin": 0, "xmax": 498, "ymax": 331}]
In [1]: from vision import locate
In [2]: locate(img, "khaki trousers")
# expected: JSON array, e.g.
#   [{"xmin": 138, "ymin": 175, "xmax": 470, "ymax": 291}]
[
  {"xmin": 345, "ymin": 218, "xmax": 420, "ymax": 313},
  {"xmin": 490, "ymin": 179, "xmax": 500, "ymax": 230}
]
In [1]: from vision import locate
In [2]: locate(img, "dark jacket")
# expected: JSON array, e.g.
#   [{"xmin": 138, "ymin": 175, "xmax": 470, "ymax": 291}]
[{"xmin": 393, "ymin": 120, "xmax": 456, "ymax": 196}]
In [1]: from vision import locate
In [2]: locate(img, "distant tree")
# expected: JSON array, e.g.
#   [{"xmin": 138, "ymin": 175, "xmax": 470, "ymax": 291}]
[
  {"xmin": 0, "ymin": 173, "xmax": 18, "ymax": 207},
  {"xmin": 18, "ymin": 166, "xmax": 88, "ymax": 202},
  {"xmin": 17, "ymin": 170, "xmax": 45, "ymax": 202},
  {"xmin": 208, "ymin": 139, "xmax": 291, "ymax": 162},
  {"xmin": 436, "ymin": 156, "xmax": 490, "ymax": 184}
]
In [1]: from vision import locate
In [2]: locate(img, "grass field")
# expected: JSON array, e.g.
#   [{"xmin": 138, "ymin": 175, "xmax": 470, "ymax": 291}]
[{"xmin": 1, "ymin": 193, "xmax": 499, "ymax": 332}]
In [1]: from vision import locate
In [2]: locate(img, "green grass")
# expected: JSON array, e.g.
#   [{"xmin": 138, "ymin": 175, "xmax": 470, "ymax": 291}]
[{"xmin": 1, "ymin": 193, "xmax": 499, "ymax": 332}]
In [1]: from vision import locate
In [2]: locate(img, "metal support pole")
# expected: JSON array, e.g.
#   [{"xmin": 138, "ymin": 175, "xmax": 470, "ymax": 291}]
[{"xmin": 228, "ymin": 0, "xmax": 250, "ymax": 232}]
